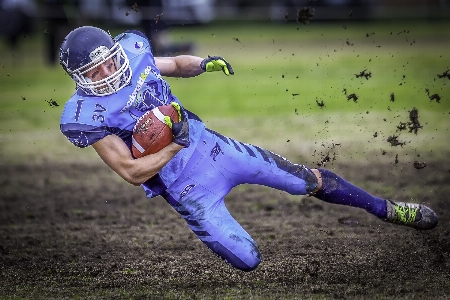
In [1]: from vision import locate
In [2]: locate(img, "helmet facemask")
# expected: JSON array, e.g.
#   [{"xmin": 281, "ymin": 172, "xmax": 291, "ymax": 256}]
[{"xmin": 70, "ymin": 42, "xmax": 132, "ymax": 96}]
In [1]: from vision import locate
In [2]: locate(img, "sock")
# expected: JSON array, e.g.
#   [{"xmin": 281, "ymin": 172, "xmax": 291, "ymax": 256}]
[{"xmin": 313, "ymin": 168, "xmax": 387, "ymax": 219}]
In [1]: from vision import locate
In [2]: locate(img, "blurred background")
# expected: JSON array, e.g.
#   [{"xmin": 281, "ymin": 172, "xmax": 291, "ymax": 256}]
[
  {"xmin": 1, "ymin": 0, "xmax": 449, "ymax": 64},
  {"xmin": 0, "ymin": 0, "xmax": 449, "ymax": 166}
]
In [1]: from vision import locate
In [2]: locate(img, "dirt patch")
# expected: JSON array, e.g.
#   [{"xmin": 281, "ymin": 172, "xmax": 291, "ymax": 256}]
[{"xmin": 0, "ymin": 159, "xmax": 449, "ymax": 299}]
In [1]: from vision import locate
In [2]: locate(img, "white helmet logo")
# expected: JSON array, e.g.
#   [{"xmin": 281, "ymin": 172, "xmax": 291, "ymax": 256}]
[{"xmin": 89, "ymin": 46, "xmax": 109, "ymax": 62}]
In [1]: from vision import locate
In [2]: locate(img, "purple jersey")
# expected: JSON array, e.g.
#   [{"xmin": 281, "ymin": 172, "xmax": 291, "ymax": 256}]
[{"xmin": 60, "ymin": 30, "xmax": 205, "ymax": 197}]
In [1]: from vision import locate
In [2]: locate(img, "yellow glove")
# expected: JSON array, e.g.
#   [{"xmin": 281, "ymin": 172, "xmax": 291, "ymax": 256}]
[{"xmin": 200, "ymin": 56, "xmax": 234, "ymax": 76}]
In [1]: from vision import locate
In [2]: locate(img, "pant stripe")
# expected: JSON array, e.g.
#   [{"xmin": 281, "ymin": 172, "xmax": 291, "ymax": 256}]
[
  {"xmin": 229, "ymin": 138, "xmax": 243, "ymax": 152},
  {"xmin": 193, "ymin": 230, "xmax": 211, "ymax": 237},
  {"xmin": 186, "ymin": 219, "xmax": 201, "ymax": 226},
  {"xmin": 161, "ymin": 191, "xmax": 213, "ymax": 240},
  {"xmin": 206, "ymin": 128, "xmax": 230, "ymax": 145},
  {"xmin": 238, "ymin": 142, "xmax": 257, "ymax": 158},
  {"xmin": 253, "ymin": 146, "xmax": 271, "ymax": 163}
]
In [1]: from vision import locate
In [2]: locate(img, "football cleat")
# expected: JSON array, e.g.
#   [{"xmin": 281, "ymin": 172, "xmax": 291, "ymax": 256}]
[{"xmin": 384, "ymin": 200, "xmax": 438, "ymax": 230}]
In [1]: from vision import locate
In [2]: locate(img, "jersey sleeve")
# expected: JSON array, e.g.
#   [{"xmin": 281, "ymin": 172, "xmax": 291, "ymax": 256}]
[
  {"xmin": 60, "ymin": 123, "xmax": 111, "ymax": 148},
  {"xmin": 60, "ymin": 98, "xmax": 112, "ymax": 148},
  {"xmin": 115, "ymin": 30, "xmax": 154, "ymax": 63}
]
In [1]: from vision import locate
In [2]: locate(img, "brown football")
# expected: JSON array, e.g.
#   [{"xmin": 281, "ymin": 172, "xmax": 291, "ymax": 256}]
[{"xmin": 131, "ymin": 105, "xmax": 179, "ymax": 158}]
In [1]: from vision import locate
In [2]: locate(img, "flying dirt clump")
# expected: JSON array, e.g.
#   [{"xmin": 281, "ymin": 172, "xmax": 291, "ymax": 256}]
[
  {"xmin": 355, "ymin": 69, "xmax": 372, "ymax": 80},
  {"xmin": 425, "ymin": 89, "xmax": 441, "ymax": 103},
  {"xmin": 315, "ymin": 98, "xmax": 325, "ymax": 108},
  {"xmin": 343, "ymin": 88, "xmax": 359, "ymax": 103},
  {"xmin": 390, "ymin": 93, "xmax": 395, "ymax": 102},
  {"xmin": 437, "ymin": 70, "xmax": 450, "ymax": 80},
  {"xmin": 396, "ymin": 107, "xmax": 422, "ymax": 135},
  {"xmin": 387, "ymin": 135, "xmax": 406, "ymax": 147},
  {"xmin": 126, "ymin": 2, "xmax": 139, "ymax": 16},
  {"xmin": 413, "ymin": 161, "xmax": 427, "ymax": 169},
  {"xmin": 297, "ymin": 7, "xmax": 314, "ymax": 25},
  {"xmin": 314, "ymin": 143, "xmax": 340, "ymax": 167}
]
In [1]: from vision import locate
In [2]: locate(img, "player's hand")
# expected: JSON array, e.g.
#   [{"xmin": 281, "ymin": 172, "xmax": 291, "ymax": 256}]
[
  {"xmin": 164, "ymin": 102, "xmax": 190, "ymax": 148},
  {"xmin": 200, "ymin": 56, "xmax": 234, "ymax": 76}
]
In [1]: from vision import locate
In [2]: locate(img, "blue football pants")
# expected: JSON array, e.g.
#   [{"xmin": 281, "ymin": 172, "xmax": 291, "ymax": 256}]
[{"xmin": 161, "ymin": 128, "xmax": 318, "ymax": 271}]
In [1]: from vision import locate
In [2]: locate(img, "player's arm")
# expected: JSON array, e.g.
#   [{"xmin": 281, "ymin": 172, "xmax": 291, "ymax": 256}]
[
  {"xmin": 92, "ymin": 135, "xmax": 183, "ymax": 186},
  {"xmin": 155, "ymin": 55, "xmax": 234, "ymax": 77},
  {"xmin": 155, "ymin": 56, "xmax": 203, "ymax": 78}
]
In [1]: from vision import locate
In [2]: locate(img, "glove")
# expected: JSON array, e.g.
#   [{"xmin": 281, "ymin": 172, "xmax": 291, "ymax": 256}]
[
  {"xmin": 164, "ymin": 102, "xmax": 190, "ymax": 148},
  {"xmin": 200, "ymin": 55, "xmax": 234, "ymax": 76}
]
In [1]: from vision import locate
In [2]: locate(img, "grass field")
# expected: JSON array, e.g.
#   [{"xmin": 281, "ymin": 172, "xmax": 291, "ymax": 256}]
[
  {"xmin": 0, "ymin": 20, "xmax": 449, "ymax": 165},
  {"xmin": 0, "ymin": 20, "xmax": 450, "ymax": 299}
]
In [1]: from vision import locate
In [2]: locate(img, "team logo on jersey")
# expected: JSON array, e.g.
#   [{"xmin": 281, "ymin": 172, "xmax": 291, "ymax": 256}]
[
  {"xmin": 134, "ymin": 42, "xmax": 144, "ymax": 49},
  {"xmin": 180, "ymin": 184, "xmax": 196, "ymax": 199},
  {"xmin": 68, "ymin": 132, "xmax": 89, "ymax": 148},
  {"xmin": 210, "ymin": 142, "xmax": 223, "ymax": 161},
  {"xmin": 120, "ymin": 65, "xmax": 152, "ymax": 113}
]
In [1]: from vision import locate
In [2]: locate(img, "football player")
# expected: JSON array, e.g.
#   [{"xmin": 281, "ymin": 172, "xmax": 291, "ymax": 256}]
[{"xmin": 60, "ymin": 26, "xmax": 438, "ymax": 272}]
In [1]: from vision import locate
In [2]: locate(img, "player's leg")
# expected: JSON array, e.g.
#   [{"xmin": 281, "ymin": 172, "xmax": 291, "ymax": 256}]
[
  {"xmin": 311, "ymin": 168, "xmax": 438, "ymax": 230},
  {"xmin": 204, "ymin": 128, "xmax": 317, "ymax": 195},
  {"xmin": 162, "ymin": 144, "xmax": 262, "ymax": 272},
  {"xmin": 204, "ymin": 129, "xmax": 437, "ymax": 230}
]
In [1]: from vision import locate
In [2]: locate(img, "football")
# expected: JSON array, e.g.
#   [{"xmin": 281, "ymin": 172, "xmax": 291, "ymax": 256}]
[{"xmin": 131, "ymin": 105, "xmax": 179, "ymax": 158}]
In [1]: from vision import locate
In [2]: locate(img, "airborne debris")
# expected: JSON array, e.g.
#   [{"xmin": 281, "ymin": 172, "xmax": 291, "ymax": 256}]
[
  {"xmin": 425, "ymin": 89, "xmax": 441, "ymax": 103},
  {"xmin": 297, "ymin": 7, "xmax": 314, "ymax": 25},
  {"xmin": 396, "ymin": 107, "xmax": 421, "ymax": 135},
  {"xmin": 366, "ymin": 32, "xmax": 375, "ymax": 37},
  {"xmin": 347, "ymin": 93, "xmax": 358, "ymax": 103},
  {"xmin": 373, "ymin": 132, "xmax": 378, "ymax": 138},
  {"xmin": 315, "ymin": 98, "xmax": 325, "ymax": 108},
  {"xmin": 397, "ymin": 30, "xmax": 409, "ymax": 35},
  {"xmin": 315, "ymin": 143, "xmax": 340, "ymax": 167},
  {"xmin": 413, "ymin": 161, "xmax": 427, "ymax": 169},
  {"xmin": 21, "ymin": 96, "xmax": 26, "ymax": 101},
  {"xmin": 355, "ymin": 69, "xmax": 371, "ymax": 80},
  {"xmin": 428, "ymin": 94, "xmax": 441, "ymax": 103},
  {"xmin": 437, "ymin": 70, "xmax": 450, "ymax": 80},
  {"xmin": 348, "ymin": 10, "xmax": 353, "ymax": 18},
  {"xmin": 387, "ymin": 135, "xmax": 406, "ymax": 147},
  {"xmin": 125, "ymin": 2, "xmax": 139, "ymax": 16},
  {"xmin": 407, "ymin": 107, "xmax": 422, "ymax": 134},
  {"xmin": 155, "ymin": 13, "xmax": 163, "ymax": 23},
  {"xmin": 394, "ymin": 154, "xmax": 399, "ymax": 165},
  {"xmin": 45, "ymin": 99, "xmax": 59, "ymax": 107},
  {"xmin": 342, "ymin": 88, "xmax": 359, "ymax": 103},
  {"xmin": 346, "ymin": 39, "xmax": 354, "ymax": 46},
  {"xmin": 232, "ymin": 37, "xmax": 241, "ymax": 43},
  {"xmin": 390, "ymin": 93, "xmax": 395, "ymax": 102}
]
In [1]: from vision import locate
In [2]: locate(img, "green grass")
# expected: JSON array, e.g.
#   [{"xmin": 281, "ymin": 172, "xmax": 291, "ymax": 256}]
[{"xmin": 0, "ymin": 20, "xmax": 449, "ymax": 164}]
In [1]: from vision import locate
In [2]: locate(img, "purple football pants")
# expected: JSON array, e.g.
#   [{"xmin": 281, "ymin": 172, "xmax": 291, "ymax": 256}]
[{"xmin": 161, "ymin": 128, "xmax": 318, "ymax": 271}]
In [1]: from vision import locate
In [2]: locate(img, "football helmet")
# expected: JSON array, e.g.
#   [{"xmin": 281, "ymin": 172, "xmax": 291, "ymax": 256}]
[{"xmin": 60, "ymin": 26, "xmax": 132, "ymax": 96}]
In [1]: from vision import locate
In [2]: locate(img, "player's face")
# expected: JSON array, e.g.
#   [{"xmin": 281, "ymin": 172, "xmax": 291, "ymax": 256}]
[{"xmin": 84, "ymin": 58, "xmax": 117, "ymax": 82}]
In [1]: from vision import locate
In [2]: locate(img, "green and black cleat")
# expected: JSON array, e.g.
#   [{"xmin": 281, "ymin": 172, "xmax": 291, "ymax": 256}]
[{"xmin": 384, "ymin": 200, "xmax": 438, "ymax": 230}]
